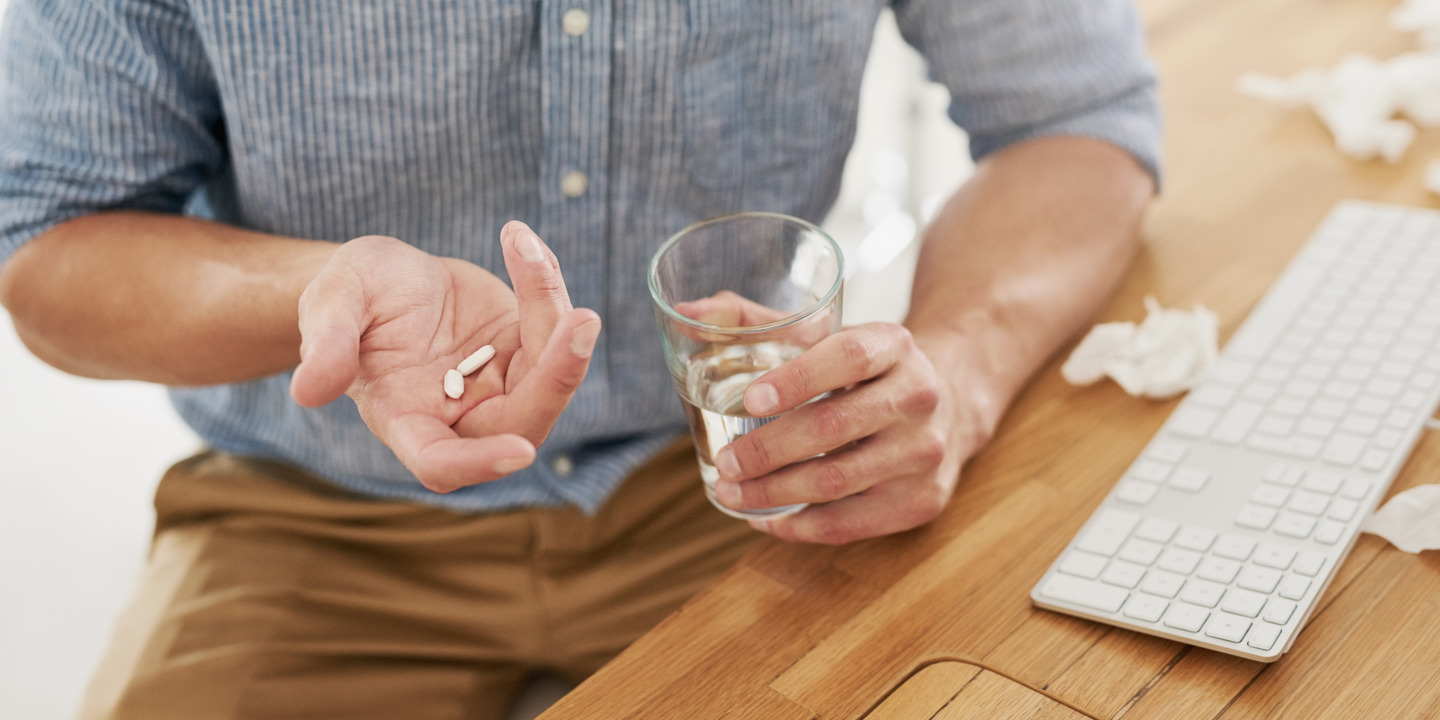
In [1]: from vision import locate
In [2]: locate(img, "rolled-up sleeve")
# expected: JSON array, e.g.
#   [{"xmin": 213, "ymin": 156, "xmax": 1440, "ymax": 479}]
[
  {"xmin": 893, "ymin": 0, "xmax": 1162, "ymax": 186},
  {"xmin": 0, "ymin": 0, "xmax": 223, "ymax": 266}
]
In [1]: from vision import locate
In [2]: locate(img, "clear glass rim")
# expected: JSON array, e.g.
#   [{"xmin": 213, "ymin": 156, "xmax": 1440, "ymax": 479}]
[{"xmin": 647, "ymin": 212, "xmax": 845, "ymax": 335}]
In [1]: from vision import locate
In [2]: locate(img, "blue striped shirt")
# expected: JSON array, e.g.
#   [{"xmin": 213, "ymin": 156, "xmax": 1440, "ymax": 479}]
[{"xmin": 0, "ymin": 0, "xmax": 1161, "ymax": 513}]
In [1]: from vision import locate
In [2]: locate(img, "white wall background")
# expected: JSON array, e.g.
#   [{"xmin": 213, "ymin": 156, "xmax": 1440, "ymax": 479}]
[{"xmin": 0, "ymin": 5, "xmax": 970, "ymax": 718}]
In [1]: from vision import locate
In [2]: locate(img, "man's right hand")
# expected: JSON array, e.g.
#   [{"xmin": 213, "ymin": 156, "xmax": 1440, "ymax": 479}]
[{"xmin": 289, "ymin": 221, "xmax": 600, "ymax": 493}]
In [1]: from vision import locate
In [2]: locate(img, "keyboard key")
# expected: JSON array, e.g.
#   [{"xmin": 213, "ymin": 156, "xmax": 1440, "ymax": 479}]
[
  {"xmin": 1076, "ymin": 509, "xmax": 1140, "ymax": 556},
  {"xmin": 1157, "ymin": 548, "xmax": 1202, "ymax": 575},
  {"xmin": 1263, "ymin": 598, "xmax": 1297, "ymax": 625},
  {"xmin": 1214, "ymin": 401, "xmax": 1266, "ymax": 444},
  {"xmin": 1220, "ymin": 588, "xmax": 1267, "ymax": 618},
  {"xmin": 1248, "ymin": 435, "xmax": 1322, "ymax": 460},
  {"xmin": 1247, "ymin": 623, "xmax": 1283, "ymax": 651},
  {"xmin": 1169, "ymin": 467, "xmax": 1210, "ymax": 492},
  {"xmin": 1373, "ymin": 429, "xmax": 1403, "ymax": 449},
  {"xmin": 1297, "ymin": 418, "xmax": 1336, "ymax": 438},
  {"xmin": 1134, "ymin": 517, "xmax": 1179, "ymax": 543},
  {"xmin": 1132, "ymin": 461, "xmax": 1172, "ymax": 483},
  {"xmin": 1311, "ymin": 399, "xmax": 1347, "ymax": 419},
  {"xmin": 1301, "ymin": 471, "xmax": 1343, "ymax": 494},
  {"xmin": 1253, "ymin": 543, "xmax": 1297, "ymax": 570},
  {"xmin": 1163, "ymin": 603, "xmax": 1210, "ymax": 633},
  {"xmin": 1042, "ymin": 575, "xmax": 1128, "ymax": 613},
  {"xmin": 1360, "ymin": 450, "xmax": 1390, "ymax": 472},
  {"xmin": 1386, "ymin": 410, "xmax": 1416, "ymax": 429},
  {"xmin": 1251, "ymin": 485, "xmax": 1291, "ymax": 507},
  {"xmin": 1122, "ymin": 594, "xmax": 1170, "ymax": 623},
  {"xmin": 1180, "ymin": 578, "xmax": 1226, "ymax": 607},
  {"xmin": 1328, "ymin": 499, "xmax": 1359, "ymax": 521},
  {"xmin": 1173, "ymin": 526, "xmax": 1217, "ymax": 552},
  {"xmin": 1213, "ymin": 534, "xmax": 1257, "ymax": 561},
  {"xmin": 1118, "ymin": 539, "xmax": 1164, "ymax": 566},
  {"xmin": 1288, "ymin": 491, "xmax": 1330, "ymax": 516},
  {"xmin": 1274, "ymin": 513, "xmax": 1317, "ymax": 539},
  {"xmin": 1204, "ymin": 613, "xmax": 1253, "ymax": 643},
  {"xmin": 1116, "ymin": 481, "xmax": 1160, "ymax": 505},
  {"xmin": 1341, "ymin": 416, "xmax": 1381, "ymax": 435},
  {"xmin": 1147, "ymin": 441, "xmax": 1188, "ymax": 463},
  {"xmin": 1339, "ymin": 478, "xmax": 1372, "ymax": 500},
  {"xmin": 1293, "ymin": 551, "xmax": 1326, "ymax": 577},
  {"xmin": 1353, "ymin": 396, "xmax": 1391, "ymax": 416},
  {"xmin": 1058, "ymin": 551, "xmax": 1109, "ymax": 579},
  {"xmin": 1278, "ymin": 576, "xmax": 1311, "ymax": 600},
  {"xmin": 1196, "ymin": 557, "xmax": 1242, "ymax": 584},
  {"xmin": 1140, "ymin": 570, "xmax": 1186, "ymax": 598},
  {"xmin": 1238, "ymin": 566, "xmax": 1283, "ymax": 593},
  {"xmin": 1271, "ymin": 397, "xmax": 1307, "ymax": 416},
  {"xmin": 1101, "ymin": 560, "xmax": 1147, "ymax": 589},
  {"xmin": 1315, "ymin": 520, "xmax": 1346, "ymax": 545},
  {"xmin": 1170, "ymin": 407, "xmax": 1219, "ymax": 438},
  {"xmin": 1322, "ymin": 434, "xmax": 1367, "ymax": 466},
  {"xmin": 1190, "ymin": 386, "xmax": 1236, "ymax": 408},
  {"xmin": 1264, "ymin": 465, "xmax": 1304, "ymax": 486},
  {"xmin": 1235, "ymin": 504, "xmax": 1277, "ymax": 530}
]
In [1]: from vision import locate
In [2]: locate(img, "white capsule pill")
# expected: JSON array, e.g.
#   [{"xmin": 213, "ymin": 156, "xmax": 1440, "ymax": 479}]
[
  {"xmin": 457, "ymin": 344, "xmax": 496, "ymax": 376},
  {"xmin": 443, "ymin": 368, "xmax": 464, "ymax": 399}
]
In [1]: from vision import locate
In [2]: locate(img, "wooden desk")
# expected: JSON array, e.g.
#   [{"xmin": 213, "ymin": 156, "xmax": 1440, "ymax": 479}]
[{"xmin": 541, "ymin": 0, "xmax": 1440, "ymax": 717}]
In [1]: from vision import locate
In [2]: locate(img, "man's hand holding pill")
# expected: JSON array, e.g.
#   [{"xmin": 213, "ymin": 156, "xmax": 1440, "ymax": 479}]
[{"xmin": 290, "ymin": 221, "xmax": 600, "ymax": 493}]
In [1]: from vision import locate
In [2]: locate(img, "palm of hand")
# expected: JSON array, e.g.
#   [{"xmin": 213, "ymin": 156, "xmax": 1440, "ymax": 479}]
[{"xmin": 292, "ymin": 224, "xmax": 598, "ymax": 492}]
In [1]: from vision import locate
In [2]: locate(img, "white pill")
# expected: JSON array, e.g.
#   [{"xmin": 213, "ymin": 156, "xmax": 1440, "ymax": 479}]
[
  {"xmin": 443, "ymin": 368, "xmax": 464, "ymax": 399},
  {"xmin": 457, "ymin": 344, "xmax": 496, "ymax": 376}
]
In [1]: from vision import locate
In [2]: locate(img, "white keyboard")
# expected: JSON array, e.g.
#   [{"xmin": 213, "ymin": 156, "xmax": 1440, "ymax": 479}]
[{"xmin": 1031, "ymin": 200, "xmax": 1440, "ymax": 662}]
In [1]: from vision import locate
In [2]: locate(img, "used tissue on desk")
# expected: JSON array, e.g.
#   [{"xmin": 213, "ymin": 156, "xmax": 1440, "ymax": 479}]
[
  {"xmin": 1061, "ymin": 297, "xmax": 1218, "ymax": 400},
  {"xmin": 1237, "ymin": 51, "xmax": 1440, "ymax": 163},
  {"xmin": 1362, "ymin": 484, "xmax": 1440, "ymax": 553}
]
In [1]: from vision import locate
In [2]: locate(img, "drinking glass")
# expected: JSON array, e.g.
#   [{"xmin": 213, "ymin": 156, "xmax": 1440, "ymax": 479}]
[{"xmin": 648, "ymin": 212, "xmax": 845, "ymax": 521}]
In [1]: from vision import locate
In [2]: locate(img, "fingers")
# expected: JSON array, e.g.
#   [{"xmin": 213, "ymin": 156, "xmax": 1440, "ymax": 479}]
[
  {"xmin": 290, "ymin": 266, "xmax": 365, "ymax": 408},
  {"xmin": 747, "ymin": 474, "xmax": 952, "ymax": 545},
  {"xmin": 739, "ymin": 323, "xmax": 912, "ymax": 418},
  {"xmin": 713, "ymin": 427, "xmax": 945, "ymax": 511},
  {"xmin": 715, "ymin": 329, "xmax": 939, "ymax": 482},
  {"xmin": 501, "ymin": 221, "xmax": 573, "ymax": 373},
  {"xmin": 387, "ymin": 411, "xmax": 537, "ymax": 493},
  {"xmin": 672, "ymin": 290, "xmax": 790, "ymax": 327},
  {"xmin": 454, "ymin": 307, "xmax": 601, "ymax": 443}
]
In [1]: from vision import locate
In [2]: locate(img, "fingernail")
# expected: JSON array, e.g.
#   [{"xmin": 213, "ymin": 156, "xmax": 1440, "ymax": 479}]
[
  {"xmin": 715, "ymin": 480, "xmax": 742, "ymax": 508},
  {"xmin": 493, "ymin": 456, "xmax": 532, "ymax": 475},
  {"xmin": 716, "ymin": 447, "xmax": 740, "ymax": 479},
  {"xmin": 516, "ymin": 231, "xmax": 545, "ymax": 262},
  {"xmin": 571, "ymin": 321, "xmax": 600, "ymax": 358},
  {"xmin": 748, "ymin": 519, "xmax": 771, "ymax": 534},
  {"xmin": 747, "ymin": 382, "xmax": 779, "ymax": 415}
]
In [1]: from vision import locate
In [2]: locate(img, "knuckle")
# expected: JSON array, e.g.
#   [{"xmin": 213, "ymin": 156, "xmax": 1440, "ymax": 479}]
[
  {"xmin": 814, "ymin": 462, "xmax": 851, "ymax": 501},
  {"xmin": 841, "ymin": 334, "xmax": 883, "ymax": 376},
  {"xmin": 810, "ymin": 517, "xmax": 855, "ymax": 546},
  {"xmin": 916, "ymin": 429, "xmax": 948, "ymax": 467},
  {"xmin": 902, "ymin": 380, "xmax": 941, "ymax": 417},
  {"xmin": 740, "ymin": 436, "xmax": 773, "ymax": 476},
  {"xmin": 813, "ymin": 403, "xmax": 851, "ymax": 445}
]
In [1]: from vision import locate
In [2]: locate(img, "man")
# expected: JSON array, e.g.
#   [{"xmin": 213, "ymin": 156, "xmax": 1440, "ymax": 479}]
[{"xmin": 0, "ymin": 1, "xmax": 1160, "ymax": 718}]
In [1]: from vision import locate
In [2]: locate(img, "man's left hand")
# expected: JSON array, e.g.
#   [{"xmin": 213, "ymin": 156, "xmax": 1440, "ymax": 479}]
[{"xmin": 712, "ymin": 323, "xmax": 986, "ymax": 544}]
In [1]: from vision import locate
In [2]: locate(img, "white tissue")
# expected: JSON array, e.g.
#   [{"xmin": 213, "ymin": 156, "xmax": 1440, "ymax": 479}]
[
  {"xmin": 1362, "ymin": 484, "xmax": 1440, "ymax": 553},
  {"xmin": 1393, "ymin": 0, "xmax": 1440, "ymax": 48},
  {"xmin": 1237, "ymin": 51, "xmax": 1440, "ymax": 162},
  {"xmin": 1062, "ymin": 297, "xmax": 1219, "ymax": 400}
]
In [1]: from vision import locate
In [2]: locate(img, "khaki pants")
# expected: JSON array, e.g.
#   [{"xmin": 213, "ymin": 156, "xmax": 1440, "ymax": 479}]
[{"xmin": 78, "ymin": 440, "xmax": 758, "ymax": 720}]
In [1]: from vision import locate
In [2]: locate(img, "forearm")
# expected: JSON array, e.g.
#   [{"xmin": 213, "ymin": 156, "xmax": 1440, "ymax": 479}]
[
  {"xmin": 0, "ymin": 212, "xmax": 336, "ymax": 385},
  {"xmin": 905, "ymin": 135, "xmax": 1154, "ymax": 437}
]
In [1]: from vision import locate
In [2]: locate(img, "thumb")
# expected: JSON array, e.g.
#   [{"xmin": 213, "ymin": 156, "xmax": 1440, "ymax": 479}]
[{"xmin": 290, "ymin": 266, "xmax": 365, "ymax": 407}]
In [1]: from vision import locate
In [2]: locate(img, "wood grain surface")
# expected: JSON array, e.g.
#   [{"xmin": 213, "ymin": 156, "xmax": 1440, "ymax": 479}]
[{"xmin": 540, "ymin": 0, "xmax": 1440, "ymax": 717}]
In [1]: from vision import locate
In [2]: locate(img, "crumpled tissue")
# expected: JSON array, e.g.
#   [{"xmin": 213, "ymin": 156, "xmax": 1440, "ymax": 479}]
[
  {"xmin": 1237, "ymin": 51, "xmax": 1440, "ymax": 162},
  {"xmin": 1362, "ymin": 484, "xmax": 1440, "ymax": 553},
  {"xmin": 1393, "ymin": 0, "xmax": 1440, "ymax": 48},
  {"xmin": 1062, "ymin": 297, "xmax": 1219, "ymax": 400}
]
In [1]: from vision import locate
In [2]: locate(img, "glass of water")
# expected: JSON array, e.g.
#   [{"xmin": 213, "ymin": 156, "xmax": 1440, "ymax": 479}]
[{"xmin": 648, "ymin": 212, "xmax": 845, "ymax": 521}]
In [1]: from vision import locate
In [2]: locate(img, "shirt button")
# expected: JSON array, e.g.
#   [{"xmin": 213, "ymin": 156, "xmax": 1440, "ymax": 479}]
[
  {"xmin": 552, "ymin": 455, "xmax": 574, "ymax": 477},
  {"xmin": 560, "ymin": 171, "xmax": 588, "ymax": 198},
  {"xmin": 562, "ymin": 9, "xmax": 590, "ymax": 37}
]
